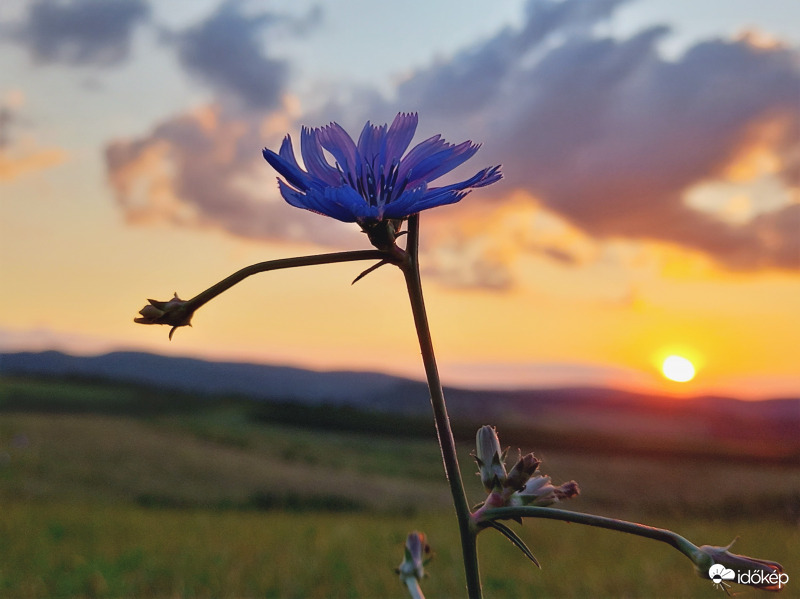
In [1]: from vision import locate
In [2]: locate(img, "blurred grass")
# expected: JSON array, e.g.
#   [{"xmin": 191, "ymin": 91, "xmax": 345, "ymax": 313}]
[
  {"xmin": 1, "ymin": 503, "xmax": 797, "ymax": 598},
  {"xmin": 1, "ymin": 376, "xmax": 798, "ymax": 597}
]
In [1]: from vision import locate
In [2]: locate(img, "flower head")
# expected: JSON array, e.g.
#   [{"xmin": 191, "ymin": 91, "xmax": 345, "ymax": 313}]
[{"xmin": 262, "ymin": 113, "xmax": 501, "ymax": 245}]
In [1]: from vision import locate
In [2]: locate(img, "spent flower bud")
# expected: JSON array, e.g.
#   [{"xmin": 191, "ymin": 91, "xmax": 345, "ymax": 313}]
[
  {"xmin": 510, "ymin": 475, "xmax": 580, "ymax": 507},
  {"xmin": 505, "ymin": 451, "xmax": 542, "ymax": 492}
]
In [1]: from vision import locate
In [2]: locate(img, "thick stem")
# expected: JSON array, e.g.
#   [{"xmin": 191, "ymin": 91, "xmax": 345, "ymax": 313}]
[
  {"xmin": 401, "ymin": 215, "xmax": 482, "ymax": 599},
  {"xmin": 479, "ymin": 507, "xmax": 706, "ymax": 566},
  {"xmin": 185, "ymin": 249, "xmax": 389, "ymax": 311}
]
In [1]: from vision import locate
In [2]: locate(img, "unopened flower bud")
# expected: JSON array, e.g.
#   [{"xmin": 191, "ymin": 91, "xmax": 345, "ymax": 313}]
[
  {"xmin": 473, "ymin": 425, "xmax": 508, "ymax": 492},
  {"xmin": 134, "ymin": 293, "xmax": 194, "ymax": 339},
  {"xmin": 397, "ymin": 531, "xmax": 431, "ymax": 582},
  {"xmin": 695, "ymin": 540, "xmax": 786, "ymax": 591}
]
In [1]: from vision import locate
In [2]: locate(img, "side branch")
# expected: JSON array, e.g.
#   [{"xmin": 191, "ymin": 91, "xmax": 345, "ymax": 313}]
[
  {"xmin": 478, "ymin": 507, "xmax": 707, "ymax": 564},
  {"xmin": 189, "ymin": 250, "xmax": 390, "ymax": 310},
  {"xmin": 135, "ymin": 249, "xmax": 391, "ymax": 337}
]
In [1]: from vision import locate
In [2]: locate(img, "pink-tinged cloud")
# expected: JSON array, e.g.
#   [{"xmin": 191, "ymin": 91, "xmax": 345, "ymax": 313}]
[
  {"xmin": 0, "ymin": 101, "xmax": 66, "ymax": 180},
  {"xmin": 105, "ymin": 104, "xmax": 357, "ymax": 247},
  {"xmin": 0, "ymin": 146, "xmax": 66, "ymax": 181}
]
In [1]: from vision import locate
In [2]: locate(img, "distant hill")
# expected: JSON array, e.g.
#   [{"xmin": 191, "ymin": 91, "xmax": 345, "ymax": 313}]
[
  {"xmin": 0, "ymin": 350, "xmax": 431, "ymax": 413},
  {"xmin": 2, "ymin": 350, "xmax": 799, "ymax": 463}
]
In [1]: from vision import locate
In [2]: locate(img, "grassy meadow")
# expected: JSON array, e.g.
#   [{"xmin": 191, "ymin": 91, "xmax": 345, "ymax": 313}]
[{"xmin": 1, "ymin": 376, "xmax": 798, "ymax": 598}]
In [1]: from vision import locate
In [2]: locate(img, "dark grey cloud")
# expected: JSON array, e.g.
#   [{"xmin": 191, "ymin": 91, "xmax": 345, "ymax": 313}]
[
  {"xmin": 10, "ymin": 0, "xmax": 149, "ymax": 66},
  {"xmin": 397, "ymin": 0, "xmax": 629, "ymax": 119},
  {"xmin": 381, "ymin": 0, "xmax": 800, "ymax": 272},
  {"xmin": 168, "ymin": 2, "xmax": 292, "ymax": 111}
]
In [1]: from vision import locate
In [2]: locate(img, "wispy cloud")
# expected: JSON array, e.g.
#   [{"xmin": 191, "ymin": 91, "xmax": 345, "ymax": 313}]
[
  {"xmin": 0, "ymin": 93, "xmax": 66, "ymax": 181},
  {"xmin": 0, "ymin": 145, "xmax": 65, "ymax": 181}
]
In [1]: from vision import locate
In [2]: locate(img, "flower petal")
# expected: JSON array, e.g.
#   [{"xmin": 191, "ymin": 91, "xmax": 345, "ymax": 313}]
[
  {"xmin": 404, "ymin": 141, "xmax": 481, "ymax": 187},
  {"xmin": 380, "ymin": 184, "xmax": 429, "ymax": 219},
  {"xmin": 317, "ymin": 122, "xmax": 358, "ymax": 177},
  {"xmin": 384, "ymin": 112, "xmax": 418, "ymax": 165},
  {"xmin": 396, "ymin": 134, "xmax": 445, "ymax": 183},
  {"xmin": 385, "ymin": 165, "xmax": 502, "ymax": 216},
  {"xmin": 277, "ymin": 180, "xmax": 359, "ymax": 222},
  {"xmin": 323, "ymin": 185, "xmax": 378, "ymax": 221},
  {"xmin": 300, "ymin": 127, "xmax": 340, "ymax": 186},
  {"xmin": 262, "ymin": 136, "xmax": 310, "ymax": 191},
  {"xmin": 357, "ymin": 121, "xmax": 387, "ymax": 168},
  {"xmin": 385, "ymin": 189, "xmax": 466, "ymax": 217}
]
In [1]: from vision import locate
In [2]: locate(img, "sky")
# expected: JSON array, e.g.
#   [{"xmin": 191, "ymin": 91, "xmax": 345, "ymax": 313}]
[{"xmin": 1, "ymin": 0, "xmax": 799, "ymax": 399}]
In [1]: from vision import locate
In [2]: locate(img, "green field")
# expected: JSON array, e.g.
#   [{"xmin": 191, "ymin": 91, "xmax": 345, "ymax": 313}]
[{"xmin": 1, "ymin": 377, "xmax": 798, "ymax": 598}]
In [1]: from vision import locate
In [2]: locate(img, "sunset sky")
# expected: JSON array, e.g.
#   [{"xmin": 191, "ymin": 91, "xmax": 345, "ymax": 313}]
[{"xmin": 1, "ymin": 0, "xmax": 799, "ymax": 399}]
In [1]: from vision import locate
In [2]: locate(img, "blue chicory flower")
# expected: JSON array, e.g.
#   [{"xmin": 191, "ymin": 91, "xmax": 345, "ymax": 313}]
[{"xmin": 262, "ymin": 112, "xmax": 501, "ymax": 225}]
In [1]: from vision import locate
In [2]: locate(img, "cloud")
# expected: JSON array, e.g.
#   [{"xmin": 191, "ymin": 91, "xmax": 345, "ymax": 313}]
[
  {"xmin": 105, "ymin": 0, "xmax": 799, "ymax": 285},
  {"xmin": 9, "ymin": 0, "xmax": 150, "ymax": 66},
  {"xmin": 0, "ymin": 96, "xmax": 66, "ymax": 181},
  {"xmin": 105, "ymin": 103, "xmax": 357, "ymax": 247},
  {"xmin": 167, "ymin": 2, "xmax": 312, "ymax": 111},
  {"xmin": 103, "ymin": 3, "xmax": 343, "ymax": 248},
  {"xmin": 396, "ymin": 0, "xmax": 629, "ymax": 120},
  {"xmin": 378, "ymin": 0, "xmax": 800, "ymax": 272},
  {"xmin": 423, "ymin": 231, "xmax": 515, "ymax": 291},
  {"xmin": 0, "ymin": 145, "xmax": 66, "ymax": 181}
]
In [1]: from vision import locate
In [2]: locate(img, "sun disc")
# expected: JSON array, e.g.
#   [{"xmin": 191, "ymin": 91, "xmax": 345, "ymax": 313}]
[{"xmin": 662, "ymin": 355, "xmax": 695, "ymax": 383}]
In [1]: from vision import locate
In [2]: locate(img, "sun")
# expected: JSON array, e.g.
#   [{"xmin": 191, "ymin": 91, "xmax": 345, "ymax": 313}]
[{"xmin": 662, "ymin": 355, "xmax": 696, "ymax": 383}]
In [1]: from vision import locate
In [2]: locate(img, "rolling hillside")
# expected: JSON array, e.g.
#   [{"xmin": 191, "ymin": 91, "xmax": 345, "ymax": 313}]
[{"xmin": 2, "ymin": 350, "xmax": 798, "ymax": 464}]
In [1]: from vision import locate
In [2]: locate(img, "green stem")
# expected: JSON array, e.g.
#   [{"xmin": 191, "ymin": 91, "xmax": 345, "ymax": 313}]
[
  {"xmin": 185, "ymin": 249, "xmax": 390, "ymax": 310},
  {"xmin": 401, "ymin": 215, "xmax": 482, "ymax": 599},
  {"xmin": 479, "ymin": 507, "xmax": 707, "ymax": 566}
]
